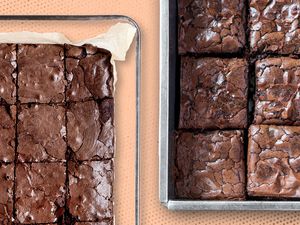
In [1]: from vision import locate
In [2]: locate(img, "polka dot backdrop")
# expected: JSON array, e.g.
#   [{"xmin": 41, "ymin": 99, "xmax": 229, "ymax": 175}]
[{"xmin": 1, "ymin": 0, "xmax": 300, "ymax": 224}]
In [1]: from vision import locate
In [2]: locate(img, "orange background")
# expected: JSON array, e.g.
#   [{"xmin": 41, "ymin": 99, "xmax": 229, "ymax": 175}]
[{"xmin": 2, "ymin": 0, "xmax": 300, "ymax": 225}]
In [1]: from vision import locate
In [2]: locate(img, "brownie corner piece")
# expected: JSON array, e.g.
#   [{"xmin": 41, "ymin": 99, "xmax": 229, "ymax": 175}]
[
  {"xmin": 178, "ymin": 0, "xmax": 246, "ymax": 54},
  {"xmin": 0, "ymin": 43, "xmax": 16, "ymax": 104},
  {"xmin": 17, "ymin": 44, "xmax": 65, "ymax": 103},
  {"xmin": 68, "ymin": 160, "xmax": 113, "ymax": 221},
  {"xmin": 254, "ymin": 57, "xmax": 300, "ymax": 125},
  {"xmin": 179, "ymin": 57, "xmax": 248, "ymax": 129},
  {"xmin": 0, "ymin": 105, "xmax": 16, "ymax": 163},
  {"xmin": 15, "ymin": 162, "xmax": 66, "ymax": 223},
  {"xmin": 248, "ymin": 125, "xmax": 300, "ymax": 198},
  {"xmin": 0, "ymin": 163, "xmax": 14, "ymax": 223},
  {"xmin": 67, "ymin": 99, "xmax": 114, "ymax": 161},
  {"xmin": 175, "ymin": 130, "xmax": 246, "ymax": 200},
  {"xmin": 17, "ymin": 104, "xmax": 66, "ymax": 162},
  {"xmin": 65, "ymin": 44, "xmax": 113, "ymax": 102},
  {"xmin": 249, "ymin": 0, "xmax": 300, "ymax": 54}
]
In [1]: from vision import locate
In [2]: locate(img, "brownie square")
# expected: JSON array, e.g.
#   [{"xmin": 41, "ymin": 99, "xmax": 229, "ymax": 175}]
[
  {"xmin": 179, "ymin": 57, "xmax": 248, "ymax": 129},
  {"xmin": 178, "ymin": 0, "xmax": 246, "ymax": 54},
  {"xmin": 18, "ymin": 44, "xmax": 65, "ymax": 103},
  {"xmin": 254, "ymin": 57, "xmax": 300, "ymax": 125},
  {"xmin": 65, "ymin": 44, "xmax": 113, "ymax": 102},
  {"xmin": 248, "ymin": 125, "xmax": 300, "ymax": 198},
  {"xmin": 15, "ymin": 163, "xmax": 66, "ymax": 223},
  {"xmin": 0, "ymin": 163, "xmax": 14, "ymax": 223},
  {"xmin": 67, "ymin": 99, "xmax": 114, "ymax": 161},
  {"xmin": 250, "ymin": 0, "xmax": 300, "ymax": 54},
  {"xmin": 68, "ymin": 160, "xmax": 113, "ymax": 221},
  {"xmin": 0, "ymin": 105, "xmax": 16, "ymax": 162},
  {"xmin": 175, "ymin": 130, "xmax": 245, "ymax": 200},
  {"xmin": 0, "ymin": 44, "xmax": 16, "ymax": 104},
  {"xmin": 17, "ymin": 104, "xmax": 66, "ymax": 162}
]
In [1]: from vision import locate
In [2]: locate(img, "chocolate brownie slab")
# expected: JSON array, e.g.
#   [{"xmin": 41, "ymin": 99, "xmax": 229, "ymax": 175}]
[
  {"xmin": 175, "ymin": 130, "xmax": 245, "ymax": 200},
  {"xmin": 179, "ymin": 57, "xmax": 248, "ymax": 129},
  {"xmin": 178, "ymin": 0, "xmax": 246, "ymax": 54},
  {"xmin": 248, "ymin": 125, "xmax": 300, "ymax": 198}
]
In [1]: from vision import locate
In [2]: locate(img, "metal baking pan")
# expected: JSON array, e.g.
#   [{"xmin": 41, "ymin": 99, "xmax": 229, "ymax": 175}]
[
  {"xmin": 0, "ymin": 15, "xmax": 141, "ymax": 224},
  {"xmin": 159, "ymin": 0, "xmax": 300, "ymax": 211}
]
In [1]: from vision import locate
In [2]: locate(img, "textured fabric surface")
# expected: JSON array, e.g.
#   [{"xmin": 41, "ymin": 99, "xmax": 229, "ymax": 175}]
[{"xmin": 1, "ymin": 0, "xmax": 300, "ymax": 224}]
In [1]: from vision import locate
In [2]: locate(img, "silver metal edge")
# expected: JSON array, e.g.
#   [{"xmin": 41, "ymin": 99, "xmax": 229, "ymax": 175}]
[
  {"xmin": 0, "ymin": 15, "xmax": 141, "ymax": 224},
  {"xmin": 167, "ymin": 200, "xmax": 300, "ymax": 211},
  {"xmin": 159, "ymin": 0, "xmax": 170, "ymax": 205}
]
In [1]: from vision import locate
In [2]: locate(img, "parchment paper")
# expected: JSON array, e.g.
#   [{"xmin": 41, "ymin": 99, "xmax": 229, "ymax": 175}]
[
  {"xmin": 0, "ymin": 22, "xmax": 136, "ymax": 61},
  {"xmin": 0, "ymin": 22, "xmax": 136, "ymax": 83}
]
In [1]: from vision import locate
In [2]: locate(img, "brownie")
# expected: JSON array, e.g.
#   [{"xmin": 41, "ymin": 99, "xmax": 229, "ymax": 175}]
[
  {"xmin": 0, "ymin": 44, "xmax": 16, "ymax": 104},
  {"xmin": 178, "ymin": 0, "xmax": 246, "ymax": 54},
  {"xmin": 68, "ymin": 160, "xmax": 113, "ymax": 221},
  {"xmin": 67, "ymin": 99, "xmax": 114, "ymax": 161},
  {"xmin": 0, "ymin": 163, "xmax": 14, "ymax": 223},
  {"xmin": 0, "ymin": 105, "xmax": 16, "ymax": 163},
  {"xmin": 254, "ymin": 57, "xmax": 300, "ymax": 125},
  {"xmin": 65, "ymin": 44, "xmax": 113, "ymax": 102},
  {"xmin": 17, "ymin": 104, "xmax": 66, "ymax": 162},
  {"xmin": 248, "ymin": 125, "xmax": 300, "ymax": 198},
  {"xmin": 179, "ymin": 57, "xmax": 248, "ymax": 129},
  {"xmin": 15, "ymin": 163, "xmax": 66, "ymax": 223},
  {"xmin": 175, "ymin": 130, "xmax": 245, "ymax": 200},
  {"xmin": 250, "ymin": 0, "xmax": 300, "ymax": 54},
  {"xmin": 18, "ymin": 44, "xmax": 65, "ymax": 103}
]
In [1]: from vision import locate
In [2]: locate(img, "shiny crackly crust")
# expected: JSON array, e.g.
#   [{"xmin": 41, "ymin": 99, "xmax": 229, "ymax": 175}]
[
  {"xmin": 65, "ymin": 44, "xmax": 113, "ymax": 102},
  {"xmin": 249, "ymin": 0, "xmax": 300, "ymax": 54},
  {"xmin": 0, "ymin": 163, "xmax": 14, "ymax": 223},
  {"xmin": 67, "ymin": 99, "xmax": 114, "ymax": 161},
  {"xmin": 178, "ymin": 0, "xmax": 246, "ymax": 54},
  {"xmin": 254, "ymin": 57, "xmax": 300, "ymax": 125},
  {"xmin": 248, "ymin": 125, "xmax": 300, "ymax": 198},
  {"xmin": 0, "ymin": 44, "xmax": 17, "ymax": 104},
  {"xmin": 17, "ymin": 104, "xmax": 67, "ymax": 162},
  {"xmin": 17, "ymin": 44, "xmax": 65, "ymax": 103},
  {"xmin": 15, "ymin": 163, "xmax": 66, "ymax": 223},
  {"xmin": 68, "ymin": 160, "xmax": 113, "ymax": 221},
  {"xmin": 175, "ymin": 130, "xmax": 246, "ymax": 200},
  {"xmin": 179, "ymin": 57, "xmax": 248, "ymax": 129},
  {"xmin": 0, "ymin": 106, "xmax": 16, "ymax": 163}
]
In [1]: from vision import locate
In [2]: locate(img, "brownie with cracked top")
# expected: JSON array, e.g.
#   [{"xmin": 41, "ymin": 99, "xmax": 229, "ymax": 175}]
[
  {"xmin": 249, "ymin": 0, "xmax": 300, "ymax": 54},
  {"xmin": 248, "ymin": 125, "xmax": 300, "ymax": 198},
  {"xmin": 0, "ymin": 44, "xmax": 16, "ymax": 104},
  {"xmin": 178, "ymin": 0, "xmax": 246, "ymax": 54},
  {"xmin": 65, "ymin": 44, "xmax": 114, "ymax": 102},
  {"xmin": 0, "ymin": 106, "xmax": 16, "ymax": 163},
  {"xmin": 15, "ymin": 163, "xmax": 66, "ymax": 223},
  {"xmin": 68, "ymin": 160, "xmax": 113, "ymax": 221},
  {"xmin": 0, "ymin": 43, "xmax": 115, "ymax": 223},
  {"xmin": 175, "ymin": 130, "xmax": 246, "ymax": 200},
  {"xmin": 18, "ymin": 44, "xmax": 65, "ymax": 103},
  {"xmin": 67, "ymin": 99, "xmax": 114, "ymax": 161},
  {"xmin": 179, "ymin": 57, "xmax": 248, "ymax": 129},
  {"xmin": 0, "ymin": 163, "xmax": 14, "ymax": 223},
  {"xmin": 17, "ymin": 104, "xmax": 66, "ymax": 162},
  {"xmin": 254, "ymin": 57, "xmax": 300, "ymax": 125}
]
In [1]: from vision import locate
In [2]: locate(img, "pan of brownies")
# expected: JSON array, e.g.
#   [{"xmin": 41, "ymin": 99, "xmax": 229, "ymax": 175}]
[
  {"xmin": 159, "ymin": 0, "xmax": 300, "ymax": 210},
  {"xmin": 0, "ymin": 43, "xmax": 114, "ymax": 223}
]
